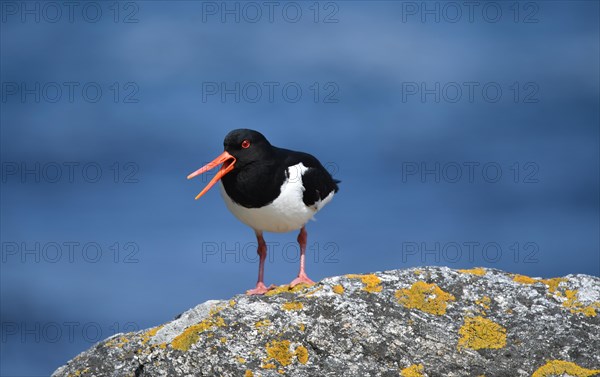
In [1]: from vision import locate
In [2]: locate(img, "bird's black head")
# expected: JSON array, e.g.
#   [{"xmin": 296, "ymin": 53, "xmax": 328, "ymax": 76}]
[
  {"xmin": 223, "ymin": 129, "xmax": 272, "ymax": 169},
  {"xmin": 187, "ymin": 129, "xmax": 273, "ymax": 200}
]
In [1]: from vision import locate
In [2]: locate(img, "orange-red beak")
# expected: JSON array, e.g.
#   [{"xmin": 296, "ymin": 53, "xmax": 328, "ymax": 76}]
[{"xmin": 187, "ymin": 151, "xmax": 236, "ymax": 200}]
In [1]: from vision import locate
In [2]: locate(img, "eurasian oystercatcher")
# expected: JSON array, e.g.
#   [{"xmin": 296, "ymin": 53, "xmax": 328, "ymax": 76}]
[{"xmin": 187, "ymin": 129, "xmax": 339, "ymax": 295}]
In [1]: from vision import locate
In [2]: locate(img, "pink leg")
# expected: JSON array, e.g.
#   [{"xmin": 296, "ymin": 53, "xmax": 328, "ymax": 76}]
[
  {"xmin": 290, "ymin": 226, "xmax": 315, "ymax": 287},
  {"xmin": 246, "ymin": 231, "xmax": 272, "ymax": 295}
]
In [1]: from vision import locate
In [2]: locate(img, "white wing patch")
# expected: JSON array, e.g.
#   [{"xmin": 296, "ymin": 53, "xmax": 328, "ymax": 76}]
[{"xmin": 220, "ymin": 163, "xmax": 335, "ymax": 233}]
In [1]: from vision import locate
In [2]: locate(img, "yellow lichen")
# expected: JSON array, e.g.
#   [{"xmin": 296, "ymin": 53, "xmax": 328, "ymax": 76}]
[
  {"xmin": 118, "ymin": 336, "xmax": 129, "ymax": 345},
  {"xmin": 457, "ymin": 316, "xmax": 506, "ymax": 350},
  {"xmin": 170, "ymin": 316, "xmax": 226, "ymax": 351},
  {"xmin": 255, "ymin": 319, "xmax": 272, "ymax": 332},
  {"xmin": 68, "ymin": 368, "xmax": 90, "ymax": 377},
  {"xmin": 209, "ymin": 304, "xmax": 228, "ymax": 316},
  {"xmin": 400, "ymin": 364, "xmax": 424, "ymax": 377},
  {"xmin": 282, "ymin": 301, "xmax": 304, "ymax": 311},
  {"xmin": 395, "ymin": 281, "xmax": 455, "ymax": 315},
  {"xmin": 562, "ymin": 290, "xmax": 599, "ymax": 317},
  {"xmin": 531, "ymin": 360, "xmax": 600, "ymax": 377},
  {"xmin": 458, "ymin": 267, "xmax": 486, "ymax": 276},
  {"xmin": 512, "ymin": 275, "xmax": 568, "ymax": 295},
  {"xmin": 265, "ymin": 283, "xmax": 312, "ymax": 296},
  {"xmin": 220, "ymin": 337, "xmax": 227, "ymax": 343},
  {"xmin": 346, "ymin": 274, "xmax": 383, "ymax": 293},
  {"xmin": 476, "ymin": 296, "xmax": 491, "ymax": 311},
  {"xmin": 262, "ymin": 340, "xmax": 309, "ymax": 369},
  {"xmin": 229, "ymin": 300, "xmax": 236, "ymax": 307},
  {"xmin": 332, "ymin": 285, "xmax": 345, "ymax": 294},
  {"xmin": 244, "ymin": 370, "xmax": 254, "ymax": 377},
  {"xmin": 294, "ymin": 345, "xmax": 309, "ymax": 364},
  {"xmin": 510, "ymin": 276, "xmax": 598, "ymax": 317},
  {"xmin": 266, "ymin": 340, "xmax": 293, "ymax": 367},
  {"xmin": 303, "ymin": 285, "xmax": 324, "ymax": 297},
  {"xmin": 265, "ymin": 340, "xmax": 293, "ymax": 367},
  {"xmin": 539, "ymin": 277, "xmax": 567, "ymax": 294},
  {"xmin": 413, "ymin": 269, "xmax": 422, "ymax": 275},
  {"xmin": 141, "ymin": 325, "xmax": 164, "ymax": 344},
  {"xmin": 298, "ymin": 323, "xmax": 306, "ymax": 331},
  {"xmin": 105, "ymin": 336, "xmax": 130, "ymax": 348},
  {"xmin": 237, "ymin": 357, "xmax": 246, "ymax": 363},
  {"xmin": 513, "ymin": 274, "xmax": 538, "ymax": 284}
]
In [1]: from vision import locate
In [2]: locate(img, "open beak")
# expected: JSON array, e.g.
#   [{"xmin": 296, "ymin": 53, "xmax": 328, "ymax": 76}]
[{"xmin": 187, "ymin": 151, "xmax": 236, "ymax": 200}]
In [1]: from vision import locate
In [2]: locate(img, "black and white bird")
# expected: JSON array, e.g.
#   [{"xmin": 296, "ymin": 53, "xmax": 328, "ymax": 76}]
[{"xmin": 187, "ymin": 129, "xmax": 339, "ymax": 295}]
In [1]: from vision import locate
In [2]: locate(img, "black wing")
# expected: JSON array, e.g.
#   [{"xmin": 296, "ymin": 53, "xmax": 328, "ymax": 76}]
[{"xmin": 277, "ymin": 148, "xmax": 340, "ymax": 207}]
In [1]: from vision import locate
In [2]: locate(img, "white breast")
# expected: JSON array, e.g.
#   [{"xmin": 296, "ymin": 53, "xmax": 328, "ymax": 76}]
[{"xmin": 220, "ymin": 163, "xmax": 334, "ymax": 233}]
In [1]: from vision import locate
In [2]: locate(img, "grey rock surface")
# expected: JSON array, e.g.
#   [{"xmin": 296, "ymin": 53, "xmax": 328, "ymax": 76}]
[{"xmin": 52, "ymin": 267, "xmax": 600, "ymax": 377}]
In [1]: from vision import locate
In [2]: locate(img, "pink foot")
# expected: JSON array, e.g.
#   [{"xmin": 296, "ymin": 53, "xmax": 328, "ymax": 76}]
[
  {"xmin": 289, "ymin": 274, "xmax": 315, "ymax": 287},
  {"xmin": 246, "ymin": 282, "xmax": 274, "ymax": 295}
]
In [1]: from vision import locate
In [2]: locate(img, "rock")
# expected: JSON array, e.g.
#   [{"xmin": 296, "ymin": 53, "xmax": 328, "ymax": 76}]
[{"xmin": 52, "ymin": 267, "xmax": 600, "ymax": 377}]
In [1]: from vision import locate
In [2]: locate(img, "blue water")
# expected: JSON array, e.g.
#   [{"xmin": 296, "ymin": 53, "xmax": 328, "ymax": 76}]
[{"xmin": 1, "ymin": 1, "xmax": 598, "ymax": 375}]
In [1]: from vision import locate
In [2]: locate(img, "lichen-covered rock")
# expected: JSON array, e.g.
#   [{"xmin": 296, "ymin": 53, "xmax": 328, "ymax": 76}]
[{"xmin": 52, "ymin": 267, "xmax": 600, "ymax": 377}]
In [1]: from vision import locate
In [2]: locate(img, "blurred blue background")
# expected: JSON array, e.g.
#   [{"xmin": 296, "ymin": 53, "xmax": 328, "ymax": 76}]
[{"xmin": 1, "ymin": 1, "xmax": 598, "ymax": 375}]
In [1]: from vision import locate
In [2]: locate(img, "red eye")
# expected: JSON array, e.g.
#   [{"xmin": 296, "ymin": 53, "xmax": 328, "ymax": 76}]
[{"xmin": 241, "ymin": 140, "xmax": 250, "ymax": 149}]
